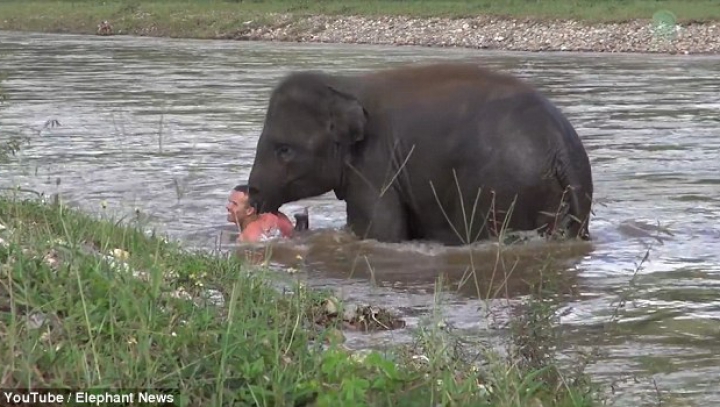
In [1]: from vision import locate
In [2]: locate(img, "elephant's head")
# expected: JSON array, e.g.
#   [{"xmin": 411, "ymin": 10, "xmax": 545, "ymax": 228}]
[{"xmin": 248, "ymin": 72, "xmax": 367, "ymax": 213}]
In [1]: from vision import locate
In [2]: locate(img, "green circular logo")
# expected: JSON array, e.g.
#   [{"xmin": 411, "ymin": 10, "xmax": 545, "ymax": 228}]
[{"xmin": 652, "ymin": 10, "xmax": 677, "ymax": 39}]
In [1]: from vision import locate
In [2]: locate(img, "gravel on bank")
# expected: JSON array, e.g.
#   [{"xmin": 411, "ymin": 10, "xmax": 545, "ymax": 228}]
[{"xmin": 216, "ymin": 14, "xmax": 719, "ymax": 55}]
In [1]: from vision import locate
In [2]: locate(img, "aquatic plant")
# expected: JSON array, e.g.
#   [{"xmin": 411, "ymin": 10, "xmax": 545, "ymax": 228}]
[{"xmin": 0, "ymin": 75, "xmax": 22, "ymax": 163}]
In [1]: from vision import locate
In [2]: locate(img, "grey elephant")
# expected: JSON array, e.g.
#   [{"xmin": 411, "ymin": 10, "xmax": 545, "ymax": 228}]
[{"xmin": 247, "ymin": 63, "xmax": 593, "ymax": 246}]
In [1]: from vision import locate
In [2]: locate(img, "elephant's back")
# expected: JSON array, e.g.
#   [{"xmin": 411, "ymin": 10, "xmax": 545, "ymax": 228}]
[
  {"xmin": 372, "ymin": 84, "xmax": 551, "ymax": 164},
  {"xmin": 358, "ymin": 63, "xmax": 580, "ymax": 180},
  {"xmin": 358, "ymin": 63, "xmax": 536, "ymax": 111},
  {"xmin": 360, "ymin": 63, "xmax": 531, "ymax": 91}
]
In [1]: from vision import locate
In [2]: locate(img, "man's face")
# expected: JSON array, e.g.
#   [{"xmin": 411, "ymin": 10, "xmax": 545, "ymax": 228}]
[{"xmin": 226, "ymin": 190, "xmax": 254, "ymax": 225}]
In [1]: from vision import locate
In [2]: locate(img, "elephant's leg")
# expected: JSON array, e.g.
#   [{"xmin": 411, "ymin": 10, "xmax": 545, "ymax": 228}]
[
  {"xmin": 534, "ymin": 187, "xmax": 590, "ymax": 239},
  {"xmin": 420, "ymin": 185, "xmax": 502, "ymax": 245},
  {"xmin": 344, "ymin": 188, "xmax": 409, "ymax": 243},
  {"xmin": 421, "ymin": 228, "xmax": 473, "ymax": 246}
]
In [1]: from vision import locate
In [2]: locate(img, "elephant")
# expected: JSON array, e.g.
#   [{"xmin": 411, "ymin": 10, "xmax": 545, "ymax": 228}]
[{"xmin": 247, "ymin": 63, "xmax": 593, "ymax": 246}]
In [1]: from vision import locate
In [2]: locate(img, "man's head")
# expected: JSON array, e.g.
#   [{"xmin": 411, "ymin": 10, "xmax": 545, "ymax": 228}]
[{"xmin": 226, "ymin": 184, "xmax": 257, "ymax": 226}]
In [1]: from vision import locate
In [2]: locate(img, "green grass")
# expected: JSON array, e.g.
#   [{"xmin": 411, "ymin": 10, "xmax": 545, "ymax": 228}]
[
  {"xmin": 0, "ymin": 191, "xmax": 603, "ymax": 406},
  {"xmin": 0, "ymin": 0, "xmax": 718, "ymax": 39}
]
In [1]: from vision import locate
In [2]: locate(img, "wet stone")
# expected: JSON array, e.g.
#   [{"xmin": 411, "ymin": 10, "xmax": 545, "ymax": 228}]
[
  {"xmin": 313, "ymin": 297, "xmax": 407, "ymax": 333},
  {"xmin": 343, "ymin": 305, "xmax": 408, "ymax": 332},
  {"xmin": 27, "ymin": 312, "xmax": 48, "ymax": 330}
]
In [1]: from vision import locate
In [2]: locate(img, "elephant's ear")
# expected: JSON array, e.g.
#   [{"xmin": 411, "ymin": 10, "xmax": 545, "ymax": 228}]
[{"xmin": 327, "ymin": 86, "xmax": 367, "ymax": 145}]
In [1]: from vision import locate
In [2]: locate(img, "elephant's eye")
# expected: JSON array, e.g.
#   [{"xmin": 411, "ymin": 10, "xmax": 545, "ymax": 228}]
[{"xmin": 275, "ymin": 144, "xmax": 293, "ymax": 161}]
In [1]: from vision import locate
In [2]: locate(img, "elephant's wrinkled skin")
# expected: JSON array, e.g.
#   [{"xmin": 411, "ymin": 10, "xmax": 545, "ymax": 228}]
[{"xmin": 248, "ymin": 63, "xmax": 593, "ymax": 246}]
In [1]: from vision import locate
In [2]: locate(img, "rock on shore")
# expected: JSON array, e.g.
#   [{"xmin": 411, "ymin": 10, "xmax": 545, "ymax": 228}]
[{"xmin": 225, "ymin": 14, "xmax": 719, "ymax": 55}]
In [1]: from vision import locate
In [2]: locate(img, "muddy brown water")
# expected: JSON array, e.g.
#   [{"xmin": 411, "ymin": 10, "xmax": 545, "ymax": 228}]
[{"xmin": 1, "ymin": 31, "xmax": 719, "ymax": 405}]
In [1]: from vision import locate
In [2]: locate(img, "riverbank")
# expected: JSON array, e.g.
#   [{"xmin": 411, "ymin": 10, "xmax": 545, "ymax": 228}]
[
  {"xmin": 0, "ymin": 192, "xmax": 601, "ymax": 405},
  {"xmin": 0, "ymin": 0, "xmax": 719, "ymax": 54}
]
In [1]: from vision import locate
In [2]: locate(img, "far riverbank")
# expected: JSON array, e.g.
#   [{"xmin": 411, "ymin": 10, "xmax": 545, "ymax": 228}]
[{"xmin": 0, "ymin": 0, "xmax": 719, "ymax": 54}]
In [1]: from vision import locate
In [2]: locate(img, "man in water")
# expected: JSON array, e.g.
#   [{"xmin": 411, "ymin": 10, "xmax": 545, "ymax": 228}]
[{"xmin": 226, "ymin": 184, "xmax": 295, "ymax": 242}]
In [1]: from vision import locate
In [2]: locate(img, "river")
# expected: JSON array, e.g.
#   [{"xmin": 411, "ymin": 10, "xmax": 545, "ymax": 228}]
[{"xmin": 1, "ymin": 31, "xmax": 719, "ymax": 406}]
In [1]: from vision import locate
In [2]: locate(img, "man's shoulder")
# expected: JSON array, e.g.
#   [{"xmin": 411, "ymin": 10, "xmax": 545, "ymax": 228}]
[
  {"xmin": 262, "ymin": 212, "xmax": 294, "ymax": 238},
  {"xmin": 241, "ymin": 218, "xmax": 281, "ymax": 242},
  {"xmin": 258, "ymin": 212, "xmax": 282, "ymax": 224},
  {"xmin": 275, "ymin": 211, "xmax": 291, "ymax": 220}
]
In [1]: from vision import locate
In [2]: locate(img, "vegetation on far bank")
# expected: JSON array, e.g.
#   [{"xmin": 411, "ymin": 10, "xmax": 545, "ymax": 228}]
[{"xmin": 0, "ymin": 0, "xmax": 718, "ymax": 40}]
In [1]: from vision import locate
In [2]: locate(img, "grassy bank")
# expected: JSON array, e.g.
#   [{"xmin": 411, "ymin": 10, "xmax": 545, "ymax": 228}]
[
  {"xmin": 0, "ymin": 192, "xmax": 601, "ymax": 406},
  {"xmin": 0, "ymin": 0, "xmax": 718, "ymax": 39}
]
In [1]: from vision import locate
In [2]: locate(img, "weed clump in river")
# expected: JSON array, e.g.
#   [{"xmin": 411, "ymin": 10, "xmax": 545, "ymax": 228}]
[
  {"xmin": 0, "ymin": 75, "xmax": 27, "ymax": 163},
  {"xmin": 0, "ymin": 191, "xmax": 601, "ymax": 406}
]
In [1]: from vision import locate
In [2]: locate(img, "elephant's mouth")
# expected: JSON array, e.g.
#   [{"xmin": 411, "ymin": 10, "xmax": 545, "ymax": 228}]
[
  {"xmin": 249, "ymin": 176, "xmax": 309, "ymax": 213},
  {"xmin": 256, "ymin": 201, "xmax": 281, "ymax": 214},
  {"xmin": 248, "ymin": 188, "xmax": 282, "ymax": 214}
]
